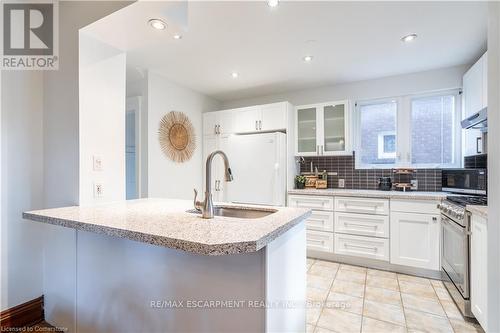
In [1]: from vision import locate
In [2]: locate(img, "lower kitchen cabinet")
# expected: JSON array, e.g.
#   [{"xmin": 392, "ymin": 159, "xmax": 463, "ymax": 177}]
[
  {"xmin": 390, "ymin": 212, "xmax": 440, "ymax": 270},
  {"xmin": 307, "ymin": 230, "xmax": 334, "ymax": 253},
  {"xmin": 334, "ymin": 233, "xmax": 389, "ymax": 261},
  {"xmin": 470, "ymin": 214, "xmax": 488, "ymax": 330}
]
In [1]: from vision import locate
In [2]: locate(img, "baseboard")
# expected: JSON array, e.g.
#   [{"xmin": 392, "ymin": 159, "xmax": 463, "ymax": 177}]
[
  {"xmin": 0, "ymin": 296, "xmax": 44, "ymax": 329},
  {"xmin": 308, "ymin": 250, "xmax": 442, "ymax": 280}
]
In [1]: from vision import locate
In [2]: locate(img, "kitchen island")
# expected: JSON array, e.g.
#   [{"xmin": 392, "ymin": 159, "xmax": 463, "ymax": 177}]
[{"xmin": 24, "ymin": 199, "xmax": 310, "ymax": 333}]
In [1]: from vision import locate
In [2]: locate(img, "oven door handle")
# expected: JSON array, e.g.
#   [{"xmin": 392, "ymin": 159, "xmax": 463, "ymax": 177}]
[{"xmin": 441, "ymin": 215, "xmax": 466, "ymax": 231}]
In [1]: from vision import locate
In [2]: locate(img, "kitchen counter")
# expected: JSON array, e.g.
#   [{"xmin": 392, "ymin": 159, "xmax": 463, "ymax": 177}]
[
  {"xmin": 23, "ymin": 198, "xmax": 310, "ymax": 255},
  {"xmin": 288, "ymin": 188, "xmax": 448, "ymax": 200},
  {"xmin": 467, "ymin": 205, "xmax": 488, "ymax": 219},
  {"xmin": 25, "ymin": 198, "xmax": 309, "ymax": 331}
]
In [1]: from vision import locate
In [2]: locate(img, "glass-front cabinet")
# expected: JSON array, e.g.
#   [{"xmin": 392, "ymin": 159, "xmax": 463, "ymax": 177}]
[{"xmin": 295, "ymin": 100, "xmax": 350, "ymax": 156}]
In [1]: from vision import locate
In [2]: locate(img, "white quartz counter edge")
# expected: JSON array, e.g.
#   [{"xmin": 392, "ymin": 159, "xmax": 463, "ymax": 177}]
[
  {"xmin": 23, "ymin": 199, "xmax": 311, "ymax": 256},
  {"xmin": 467, "ymin": 205, "xmax": 488, "ymax": 219},
  {"xmin": 288, "ymin": 189, "xmax": 447, "ymax": 200}
]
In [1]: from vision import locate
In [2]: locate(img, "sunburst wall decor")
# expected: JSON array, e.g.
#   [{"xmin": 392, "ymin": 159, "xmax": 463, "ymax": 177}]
[{"xmin": 158, "ymin": 111, "xmax": 196, "ymax": 163}]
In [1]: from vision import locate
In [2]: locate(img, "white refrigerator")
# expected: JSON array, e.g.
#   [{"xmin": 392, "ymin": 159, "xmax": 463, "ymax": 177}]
[{"xmin": 225, "ymin": 132, "xmax": 286, "ymax": 206}]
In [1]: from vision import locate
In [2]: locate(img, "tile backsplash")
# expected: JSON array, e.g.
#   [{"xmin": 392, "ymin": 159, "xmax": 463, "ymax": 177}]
[{"xmin": 299, "ymin": 154, "xmax": 442, "ymax": 192}]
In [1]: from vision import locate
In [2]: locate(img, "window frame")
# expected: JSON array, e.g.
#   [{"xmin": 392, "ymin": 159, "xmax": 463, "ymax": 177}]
[
  {"xmin": 354, "ymin": 89, "xmax": 462, "ymax": 169},
  {"xmin": 354, "ymin": 97, "xmax": 401, "ymax": 169}
]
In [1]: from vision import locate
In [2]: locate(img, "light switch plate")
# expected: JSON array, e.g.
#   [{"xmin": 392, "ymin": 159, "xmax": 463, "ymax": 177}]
[
  {"xmin": 94, "ymin": 183, "xmax": 104, "ymax": 198},
  {"xmin": 93, "ymin": 155, "xmax": 103, "ymax": 171},
  {"xmin": 338, "ymin": 179, "xmax": 345, "ymax": 188}
]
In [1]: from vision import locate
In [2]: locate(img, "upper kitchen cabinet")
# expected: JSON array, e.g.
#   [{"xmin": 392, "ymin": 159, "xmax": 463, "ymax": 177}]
[
  {"xmin": 463, "ymin": 52, "xmax": 487, "ymax": 156},
  {"xmin": 231, "ymin": 102, "xmax": 289, "ymax": 133},
  {"xmin": 203, "ymin": 110, "xmax": 233, "ymax": 136},
  {"xmin": 296, "ymin": 100, "xmax": 351, "ymax": 156}
]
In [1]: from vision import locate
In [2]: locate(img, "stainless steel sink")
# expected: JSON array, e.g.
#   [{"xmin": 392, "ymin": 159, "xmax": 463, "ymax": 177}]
[{"xmin": 187, "ymin": 206, "xmax": 277, "ymax": 219}]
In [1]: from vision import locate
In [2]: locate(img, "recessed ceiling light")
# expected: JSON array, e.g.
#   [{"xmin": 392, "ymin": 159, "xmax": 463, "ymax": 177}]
[
  {"xmin": 401, "ymin": 33, "xmax": 417, "ymax": 43},
  {"xmin": 231, "ymin": 72, "xmax": 239, "ymax": 78},
  {"xmin": 173, "ymin": 34, "xmax": 182, "ymax": 40},
  {"xmin": 268, "ymin": 0, "xmax": 279, "ymax": 7},
  {"xmin": 303, "ymin": 55, "xmax": 313, "ymax": 62},
  {"xmin": 148, "ymin": 19, "xmax": 167, "ymax": 30}
]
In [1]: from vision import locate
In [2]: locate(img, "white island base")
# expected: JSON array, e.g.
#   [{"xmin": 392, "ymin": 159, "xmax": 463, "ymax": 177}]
[{"xmin": 67, "ymin": 222, "xmax": 305, "ymax": 333}]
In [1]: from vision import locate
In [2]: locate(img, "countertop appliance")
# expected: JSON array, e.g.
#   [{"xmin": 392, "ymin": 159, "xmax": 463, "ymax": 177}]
[
  {"xmin": 225, "ymin": 132, "xmax": 286, "ymax": 206},
  {"xmin": 439, "ymin": 169, "xmax": 487, "ymax": 318}
]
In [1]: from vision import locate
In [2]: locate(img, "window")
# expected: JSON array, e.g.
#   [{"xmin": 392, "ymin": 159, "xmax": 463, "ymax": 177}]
[
  {"xmin": 355, "ymin": 90, "xmax": 460, "ymax": 168},
  {"xmin": 411, "ymin": 95, "xmax": 455, "ymax": 165},
  {"xmin": 378, "ymin": 132, "xmax": 396, "ymax": 159},
  {"xmin": 357, "ymin": 100, "xmax": 397, "ymax": 165}
]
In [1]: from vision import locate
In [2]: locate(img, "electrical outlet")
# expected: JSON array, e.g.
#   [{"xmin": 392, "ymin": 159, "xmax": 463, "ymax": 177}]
[
  {"xmin": 338, "ymin": 179, "xmax": 345, "ymax": 188},
  {"xmin": 94, "ymin": 183, "xmax": 104, "ymax": 198},
  {"xmin": 411, "ymin": 179, "xmax": 418, "ymax": 190},
  {"xmin": 93, "ymin": 155, "xmax": 103, "ymax": 171}
]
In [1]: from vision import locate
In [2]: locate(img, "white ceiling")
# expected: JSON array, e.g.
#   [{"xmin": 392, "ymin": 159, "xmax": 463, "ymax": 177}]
[{"xmin": 83, "ymin": 1, "xmax": 488, "ymax": 102}]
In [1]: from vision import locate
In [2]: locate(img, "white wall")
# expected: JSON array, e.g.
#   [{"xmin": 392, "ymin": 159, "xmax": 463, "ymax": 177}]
[
  {"xmin": 79, "ymin": 34, "xmax": 126, "ymax": 205},
  {"xmin": 147, "ymin": 72, "xmax": 221, "ymax": 199},
  {"xmin": 40, "ymin": 2, "xmax": 131, "ymax": 330},
  {"xmin": 221, "ymin": 65, "xmax": 468, "ymax": 109},
  {"xmin": 1, "ymin": 71, "xmax": 45, "ymax": 310},
  {"xmin": 487, "ymin": 3, "xmax": 500, "ymax": 332}
]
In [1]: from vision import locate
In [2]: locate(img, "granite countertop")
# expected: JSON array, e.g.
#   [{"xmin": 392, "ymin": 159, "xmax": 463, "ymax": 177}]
[
  {"xmin": 23, "ymin": 199, "xmax": 311, "ymax": 256},
  {"xmin": 288, "ymin": 188, "xmax": 447, "ymax": 200},
  {"xmin": 467, "ymin": 205, "xmax": 488, "ymax": 219}
]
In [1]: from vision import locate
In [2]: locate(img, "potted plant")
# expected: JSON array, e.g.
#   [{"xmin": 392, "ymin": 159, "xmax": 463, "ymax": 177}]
[{"xmin": 295, "ymin": 175, "xmax": 306, "ymax": 189}]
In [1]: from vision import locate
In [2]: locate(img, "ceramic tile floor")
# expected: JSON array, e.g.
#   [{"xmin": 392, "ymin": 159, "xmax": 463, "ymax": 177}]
[{"xmin": 306, "ymin": 258, "xmax": 485, "ymax": 333}]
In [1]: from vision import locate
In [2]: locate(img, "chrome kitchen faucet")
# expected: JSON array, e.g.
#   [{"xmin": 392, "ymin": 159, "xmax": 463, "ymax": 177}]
[{"xmin": 194, "ymin": 150, "xmax": 233, "ymax": 219}]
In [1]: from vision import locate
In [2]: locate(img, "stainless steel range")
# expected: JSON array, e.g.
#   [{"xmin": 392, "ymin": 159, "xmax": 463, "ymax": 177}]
[{"xmin": 439, "ymin": 169, "xmax": 487, "ymax": 318}]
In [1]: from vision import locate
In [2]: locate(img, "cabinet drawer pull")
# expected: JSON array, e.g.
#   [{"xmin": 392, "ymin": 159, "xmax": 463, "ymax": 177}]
[
  {"xmin": 344, "ymin": 243, "xmax": 378, "ymax": 252},
  {"xmin": 345, "ymin": 222, "xmax": 378, "ymax": 229},
  {"xmin": 309, "ymin": 239, "xmax": 326, "ymax": 245}
]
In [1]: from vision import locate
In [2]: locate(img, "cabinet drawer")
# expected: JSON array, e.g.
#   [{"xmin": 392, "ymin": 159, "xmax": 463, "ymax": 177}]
[
  {"xmin": 390, "ymin": 199, "xmax": 440, "ymax": 215},
  {"xmin": 307, "ymin": 230, "xmax": 334, "ymax": 253},
  {"xmin": 307, "ymin": 210, "xmax": 334, "ymax": 232},
  {"xmin": 289, "ymin": 195, "xmax": 334, "ymax": 211},
  {"xmin": 335, "ymin": 212, "xmax": 389, "ymax": 238},
  {"xmin": 335, "ymin": 197, "xmax": 389, "ymax": 215},
  {"xmin": 334, "ymin": 233, "xmax": 389, "ymax": 261}
]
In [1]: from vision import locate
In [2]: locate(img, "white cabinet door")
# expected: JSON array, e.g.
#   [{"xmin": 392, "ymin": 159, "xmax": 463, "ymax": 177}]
[
  {"xmin": 218, "ymin": 110, "xmax": 233, "ymax": 135},
  {"xmin": 232, "ymin": 106, "xmax": 260, "ymax": 133},
  {"xmin": 288, "ymin": 195, "xmax": 334, "ymax": 211},
  {"xmin": 296, "ymin": 105, "xmax": 319, "ymax": 156},
  {"xmin": 390, "ymin": 212, "xmax": 440, "ymax": 270},
  {"xmin": 471, "ymin": 214, "xmax": 488, "ymax": 330},
  {"xmin": 481, "ymin": 52, "xmax": 488, "ymax": 109},
  {"xmin": 203, "ymin": 112, "xmax": 218, "ymax": 136},
  {"xmin": 306, "ymin": 210, "xmax": 334, "ymax": 232},
  {"xmin": 320, "ymin": 101, "xmax": 350, "ymax": 156},
  {"xmin": 307, "ymin": 230, "xmax": 334, "ymax": 253},
  {"xmin": 335, "ymin": 212, "xmax": 389, "ymax": 238},
  {"xmin": 463, "ymin": 54, "xmax": 485, "ymax": 157},
  {"xmin": 261, "ymin": 102, "xmax": 287, "ymax": 131},
  {"xmin": 334, "ymin": 233, "xmax": 389, "ymax": 261}
]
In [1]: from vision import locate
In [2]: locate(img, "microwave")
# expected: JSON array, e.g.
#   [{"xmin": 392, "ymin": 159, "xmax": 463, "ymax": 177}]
[{"xmin": 441, "ymin": 169, "xmax": 487, "ymax": 195}]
